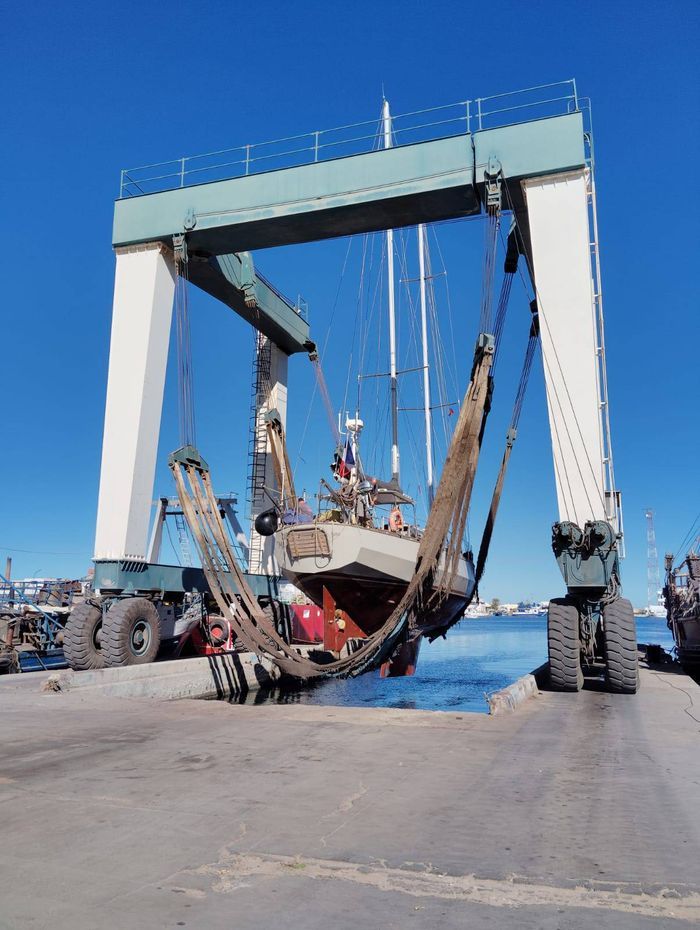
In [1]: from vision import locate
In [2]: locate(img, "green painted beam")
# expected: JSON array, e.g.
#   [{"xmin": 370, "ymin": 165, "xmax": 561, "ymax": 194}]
[
  {"xmin": 473, "ymin": 112, "xmax": 584, "ymax": 186},
  {"xmin": 93, "ymin": 558, "xmax": 282, "ymax": 596},
  {"xmin": 113, "ymin": 112, "xmax": 585, "ymax": 255},
  {"xmin": 187, "ymin": 252, "xmax": 311, "ymax": 355},
  {"xmin": 113, "ymin": 133, "xmax": 479, "ymax": 253}
]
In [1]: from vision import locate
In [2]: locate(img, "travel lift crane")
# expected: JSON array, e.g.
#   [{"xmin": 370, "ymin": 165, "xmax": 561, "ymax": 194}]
[{"xmin": 63, "ymin": 81, "xmax": 637, "ymax": 693}]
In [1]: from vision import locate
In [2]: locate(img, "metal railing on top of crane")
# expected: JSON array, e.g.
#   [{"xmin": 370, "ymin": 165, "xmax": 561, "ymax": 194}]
[{"xmin": 118, "ymin": 79, "xmax": 579, "ymax": 198}]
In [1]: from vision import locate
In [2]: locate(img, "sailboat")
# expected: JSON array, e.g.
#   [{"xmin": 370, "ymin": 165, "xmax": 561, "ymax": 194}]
[{"xmin": 274, "ymin": 100, "xmax": 475, "ymax": 665}]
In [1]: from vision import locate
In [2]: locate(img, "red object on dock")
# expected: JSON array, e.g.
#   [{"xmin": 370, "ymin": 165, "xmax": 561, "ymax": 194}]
[
  {"xmin": 322, "ymin": 586, "xmax": 367, "ymax": 652},
  {"xmin": 190, "ymin": 616, "xmax": 233, "ymax": 655},
  {"xmin": 289, "ymin": 604, "xmax": 324, "ymax": 644}
]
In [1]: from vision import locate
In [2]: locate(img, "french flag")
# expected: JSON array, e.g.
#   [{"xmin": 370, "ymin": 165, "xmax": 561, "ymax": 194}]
[{"xmin": 337, "ymin": 439, "xmax": 355, "ymax": 478}]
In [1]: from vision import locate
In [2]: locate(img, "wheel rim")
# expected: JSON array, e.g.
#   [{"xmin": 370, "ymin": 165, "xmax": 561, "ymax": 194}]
[
  {"xmin": 209, "ymin": 620, "xmax": 228, "ymax": 647},
  {"xmin": 130, "ymin": 619, "xmax": 152, "ymax": 657}
]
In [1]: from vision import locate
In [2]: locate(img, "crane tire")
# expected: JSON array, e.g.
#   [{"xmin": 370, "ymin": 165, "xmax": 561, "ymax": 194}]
[
  {"xmin": 102, "ymin": 597, "xmax": 161, "ymax": 667},
  {"xmin": 63, "ymin": 603, "xmax": 106, "ymax": 670},
  {"xmin": 602, "ymin": 597, "xmax": 639, "ymax": 694},
  {"xmin": 260, "ymin": 599, "xmax": 292, "ymax": 644},
  {"xmin": 547, "ymin": 597, "xmax": 583, "ymax": 692}
]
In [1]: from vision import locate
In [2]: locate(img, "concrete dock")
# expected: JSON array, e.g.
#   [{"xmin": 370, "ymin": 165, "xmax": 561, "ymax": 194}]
[{"xmin": 1, "ymin": 661, "xmax": 699, "ymax": 928}]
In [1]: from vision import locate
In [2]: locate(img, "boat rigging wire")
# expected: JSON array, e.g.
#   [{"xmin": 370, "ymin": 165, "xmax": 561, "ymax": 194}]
[
  {"xmin": 389, "ymin": 223, "xmax": 464, "ymax": 519},
  {"xmin": 293, "ymin": 236, "xmax": 354, "ymax": 474},
  {"xmin": 430, "ymin": 225, "xmax": 464, "ymax": 407},
  {"xmin": 672, "ymin": 511, "xmax": 700, "ymax": 562}
]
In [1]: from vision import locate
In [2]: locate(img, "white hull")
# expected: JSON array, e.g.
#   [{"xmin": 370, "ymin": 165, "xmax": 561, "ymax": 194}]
[{"xmin": 276, "ymin": 522, "xmax": 475, "ymax": 634}]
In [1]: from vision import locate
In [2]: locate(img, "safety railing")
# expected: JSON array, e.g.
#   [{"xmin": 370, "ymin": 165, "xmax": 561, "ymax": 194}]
[
  {"xmin": 0, "ymin": 578, "xmax": 82, "ymax": 608},
  {"xmin": 119, "ymin": 79, "xmax": 579, "ymax": 198}
]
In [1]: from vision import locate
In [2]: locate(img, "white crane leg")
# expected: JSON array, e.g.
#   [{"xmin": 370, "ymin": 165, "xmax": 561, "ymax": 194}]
[
  {"xmin": 523, "ymin": 169, "xmax": 607, "ymax": 527},
  {"xmin": 94, "ymin": 243, "xmax": 176, "ymax": 561},
  {"xmin": 248, "ymin": 338, "xmax": 288, "ymax": 575},
  {"xmin": 146, "ymin": 498, "xmax": 168, "ymax": 563}
]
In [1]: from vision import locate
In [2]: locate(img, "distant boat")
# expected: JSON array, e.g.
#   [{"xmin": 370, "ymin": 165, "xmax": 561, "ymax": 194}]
[
  {"xmin": 644, "ymin": 590, "xmax": 667, "ymax": 618},
  {"xmin": 464, "ymin": 602, "xmax": 490, "ymax": 619}
]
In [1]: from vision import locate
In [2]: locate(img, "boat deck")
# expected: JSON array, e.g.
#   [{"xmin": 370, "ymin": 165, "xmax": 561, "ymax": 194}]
[{"xmin": 1, "ymin": 657, "xmax": 699, "ymax": 928}]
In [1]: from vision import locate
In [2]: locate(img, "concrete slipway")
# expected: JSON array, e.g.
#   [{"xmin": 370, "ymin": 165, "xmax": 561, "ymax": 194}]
[{"xmin": 0, "ymin": 659, "xmax": 699, "ymax": 929}]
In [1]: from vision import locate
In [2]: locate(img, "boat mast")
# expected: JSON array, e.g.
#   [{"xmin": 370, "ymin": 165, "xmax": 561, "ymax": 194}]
[
  {"xmin": 382, "ymin": 99, "xmax": 400, "ymax": 485},
  {"xmin": 418, "ymin": 223, "xmax": 434, "ymax": 507}
]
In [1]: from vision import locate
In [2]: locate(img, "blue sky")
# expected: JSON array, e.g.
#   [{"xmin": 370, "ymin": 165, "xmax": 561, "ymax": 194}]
[{"xmin": 1, "ymin": 0, "xmax": 698, "ymax": 606}]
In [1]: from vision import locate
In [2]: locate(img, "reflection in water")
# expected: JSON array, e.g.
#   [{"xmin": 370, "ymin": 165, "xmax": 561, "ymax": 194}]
[{"xmin": 237, "ymin": 615, "xmax": 674, "ymax": 714}]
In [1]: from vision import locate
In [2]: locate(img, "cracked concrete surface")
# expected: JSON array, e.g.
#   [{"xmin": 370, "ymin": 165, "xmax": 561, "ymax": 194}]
[
  {"xmin": 175, "ymin": 850, "xmax": 700, "ymax": 921},
  {"xmin": 0, "ymin": 662, "xmax": 698, "ymax": 928}
]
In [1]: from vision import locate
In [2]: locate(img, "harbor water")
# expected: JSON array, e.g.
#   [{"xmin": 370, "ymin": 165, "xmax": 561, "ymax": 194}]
[{"xmin": 246, "ymin": 614, "xmax": 674, "ymax": 713}]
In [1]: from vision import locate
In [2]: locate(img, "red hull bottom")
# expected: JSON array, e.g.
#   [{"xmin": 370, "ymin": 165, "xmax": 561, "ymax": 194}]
[{"xmin": 380, "ymin": 637, "xmax": 422, "ymax": 677}]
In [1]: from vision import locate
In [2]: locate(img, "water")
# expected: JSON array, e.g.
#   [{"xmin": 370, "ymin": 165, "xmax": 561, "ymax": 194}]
[
  {"xmin": 635, "ymin": 615, "xmax": 674, "ymax": 653},
  {"xmin": 247, "ymin": 614, "xmax": 674, "ymax": 713}
]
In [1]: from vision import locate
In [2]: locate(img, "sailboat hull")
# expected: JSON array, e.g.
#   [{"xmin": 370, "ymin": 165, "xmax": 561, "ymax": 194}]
[{"xmin": 276, "ymin": 522, "xmax": 475, "ymax": 635}]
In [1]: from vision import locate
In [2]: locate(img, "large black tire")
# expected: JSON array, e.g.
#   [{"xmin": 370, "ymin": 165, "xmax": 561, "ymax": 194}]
[
  {"xmin": 602, "ymin": 597, "xmax": 639, "ymax": 694},
  {"xmin": 547, "ymin": 597, "xmax": 583, "ymax": 692},
  {"xmin": 260, "ymin": 599, "xmax": 292, "ymax": 644},
  {"xmin": 63, "ymin": 603, "xmax": 106, "ymax": 670},
  {"xmin": 102, "ymin": 597, "xmax": 161, "ymax": 667}
]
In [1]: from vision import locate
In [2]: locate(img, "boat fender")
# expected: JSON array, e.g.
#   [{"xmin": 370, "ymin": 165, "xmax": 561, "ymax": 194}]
[
  {"xmin": 389, "ymin": 507, "xmax": 404, "ymax": 532},
  {"xmin": 255, "ymin": 508, "xmax": 279, "ymax": 537}
]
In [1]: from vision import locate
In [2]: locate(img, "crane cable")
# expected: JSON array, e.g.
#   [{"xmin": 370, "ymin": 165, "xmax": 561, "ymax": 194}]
[
  {"xmin": 174, "ymin": 247, "xmax": 196, "ymax": 447},
  {"xmin": 308, "ymin": 349, "xmax": 341, "ymax": 449},
  {"xmin": 474, "ymin": 306, "xmax": 539, "ymax": 595}
]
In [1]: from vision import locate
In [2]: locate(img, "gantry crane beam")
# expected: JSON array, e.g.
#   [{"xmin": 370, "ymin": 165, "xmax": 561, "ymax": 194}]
[
  {"xmin": 187, "ymin": 252, "xmax": 311, "ymax": 355},
  {"xmin": 113, "ymin": 113, "xmax": 586, "ymax": 265}
]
